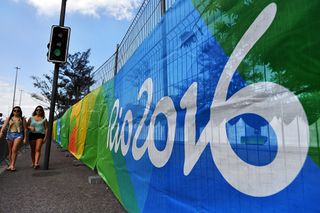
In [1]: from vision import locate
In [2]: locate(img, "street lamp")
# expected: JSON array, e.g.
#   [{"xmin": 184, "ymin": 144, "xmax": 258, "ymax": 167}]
[{"xmin": 12, "ymin": 66, "xmax": 21, "ymax": 108}]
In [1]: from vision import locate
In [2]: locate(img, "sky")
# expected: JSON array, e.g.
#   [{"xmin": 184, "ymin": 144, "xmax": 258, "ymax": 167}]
[{"xmin": 0, "ymin": 0, "xmax": 142, "ymax": 118}]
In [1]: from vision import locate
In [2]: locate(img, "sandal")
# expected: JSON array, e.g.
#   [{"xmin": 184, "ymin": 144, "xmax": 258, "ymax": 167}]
[
  {"xmin": 33, "ymin": 164, "xmax": 40, "ymax": 169},
  {"xmin": 10, "ymin": 167, "xmax": 16, "ymax": 172},
  {"xmin": 6, "ymin": 167, "xmax": 11, "ymax": 171}
]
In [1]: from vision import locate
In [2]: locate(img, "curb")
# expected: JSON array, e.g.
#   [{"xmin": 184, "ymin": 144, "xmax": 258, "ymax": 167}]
[
  {"xmin": 0, "ymin": 159, "xmax": 8, "ymax": 175},
  {"xmin": 0, "ymin": 165, "xmax": 6, "ymax": 175},
  {"xmin": 88, "ymin": 175, "xmax": 104, "ymax": 184}
]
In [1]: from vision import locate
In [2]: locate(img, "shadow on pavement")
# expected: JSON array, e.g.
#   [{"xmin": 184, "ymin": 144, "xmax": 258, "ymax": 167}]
[{"xmin": 0, "ymin": 142, "xmax": 126, "ymax": 213}]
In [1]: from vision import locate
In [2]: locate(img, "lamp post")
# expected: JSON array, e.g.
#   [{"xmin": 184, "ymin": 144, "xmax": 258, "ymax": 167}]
[{"xmin": 12, "ymin": 66, "xmax": 21, "ymax": 108}]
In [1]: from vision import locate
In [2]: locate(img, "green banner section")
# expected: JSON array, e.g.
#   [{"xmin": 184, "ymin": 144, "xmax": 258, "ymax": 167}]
[
  {"xmin": 60, "ymin": 108, "xmax": 71, "ymax": 149},
  {"xmin": 79, "ymin": 87, "xmax": 103, "ymax": 169},
  {"xmin": 193, "ymin": 0, "xmax": 320, "ymax": 161},
  {"xmin": 193, "ymin": 0, "xmax": 320, "ymax": 123}
]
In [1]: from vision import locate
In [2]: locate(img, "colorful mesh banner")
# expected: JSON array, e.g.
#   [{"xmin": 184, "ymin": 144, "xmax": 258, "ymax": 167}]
[{"xmin": 55, "ymin": 0, "xmax": 320, "ymax": 212}]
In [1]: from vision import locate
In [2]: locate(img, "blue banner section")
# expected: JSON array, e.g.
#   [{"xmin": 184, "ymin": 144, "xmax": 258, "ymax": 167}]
[{"xmin": 105, "ymin": 0, "xmax": 320, "ymax": 211}]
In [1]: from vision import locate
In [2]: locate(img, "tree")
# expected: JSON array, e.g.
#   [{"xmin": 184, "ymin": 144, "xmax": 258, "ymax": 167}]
[{"xmin": 31, "ymin": 49, "xmax": 95, "ymax": 116}]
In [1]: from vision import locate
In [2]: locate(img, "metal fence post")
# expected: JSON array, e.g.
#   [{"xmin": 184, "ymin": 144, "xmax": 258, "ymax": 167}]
[
  {"xmin": 161, "ymin": 0, "xmax": 168, "ymax": 96},
  {"xmin": 114, "ymin": 44, "xmax": 120, "ymax": 76},
  {"xmin": 161, "ymin": 0, "xmax": 166, "ymax": 16}
]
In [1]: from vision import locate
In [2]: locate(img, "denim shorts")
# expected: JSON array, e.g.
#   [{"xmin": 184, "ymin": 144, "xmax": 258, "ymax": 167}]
[{"xmin": 6, "ymin": 132, "xmax": 23, "ymax": 141}]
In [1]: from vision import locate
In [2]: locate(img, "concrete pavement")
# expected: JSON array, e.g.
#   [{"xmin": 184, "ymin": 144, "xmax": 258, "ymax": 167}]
[{"xmin": 0, "ymin": 142, "xmax": 125, "ymax": 213}]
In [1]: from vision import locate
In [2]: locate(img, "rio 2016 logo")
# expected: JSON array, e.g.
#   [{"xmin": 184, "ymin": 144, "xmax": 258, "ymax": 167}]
[{"xmin": 107, "ymin": 3, "xmax": 309, "ymax": 197}]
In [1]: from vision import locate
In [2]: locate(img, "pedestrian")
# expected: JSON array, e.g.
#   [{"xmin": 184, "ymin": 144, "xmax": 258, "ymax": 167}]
[
  {"xmin": 0, "ymin": 106, "xmax": 27, "ymax": 171},
  {"xmin": 27, "ymin": 105, "xmax": 48, "ymax": 169}
]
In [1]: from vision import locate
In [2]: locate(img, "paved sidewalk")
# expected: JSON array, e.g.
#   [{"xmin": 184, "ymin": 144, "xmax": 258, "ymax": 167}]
[{"xmin": 0, "ymin": 142, "xmax": 125, "ymax": 213}]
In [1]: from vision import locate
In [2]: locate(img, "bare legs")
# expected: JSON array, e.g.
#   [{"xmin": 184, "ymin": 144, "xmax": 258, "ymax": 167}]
[
  {"xmin": 29, "ymin": 140, "xmax": 36, "ymax": 167},
  {"xmin": 30, "ymin": 138, "xmax": 43, "ymax": 168},
  {"xmin": 7, "ymin": 140, "xmax": 12, "ymax": 165},
  {"xmin": 7, "ymin": 138, "xmax": 22, "ymax": 170}
]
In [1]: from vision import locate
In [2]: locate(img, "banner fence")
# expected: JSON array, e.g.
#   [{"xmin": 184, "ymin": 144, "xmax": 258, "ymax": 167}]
[{"xmin": 55, "ymin": 0, "xmax": 320, "ymax": 212}]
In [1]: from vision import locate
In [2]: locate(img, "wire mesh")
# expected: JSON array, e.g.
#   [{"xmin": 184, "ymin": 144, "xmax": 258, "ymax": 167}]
[
  {"xmin": 91, "ymin": 53, "xmax": 116, "ymax": 90},
  {"xmin": 92, "ymin": 0, "xmax": 178, "ymax": 90}
]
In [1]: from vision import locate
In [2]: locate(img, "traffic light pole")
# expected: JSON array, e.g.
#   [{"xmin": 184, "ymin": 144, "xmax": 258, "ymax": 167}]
[{"xmin": 43, "ymin": 0, "xmax": 67, "ymax": 170}]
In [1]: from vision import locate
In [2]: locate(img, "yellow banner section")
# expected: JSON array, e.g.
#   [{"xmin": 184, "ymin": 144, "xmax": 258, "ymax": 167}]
[
  {"xmin": 68, "ymin": 100, "xmax": 82, "ymax": 158},
  {"xmin": 66, "ymin": 89, "xmax": 100, "ymax": 159},
  {"xmin": 76, "ymin": 89, "xmax": 99, "ymax": 159}
]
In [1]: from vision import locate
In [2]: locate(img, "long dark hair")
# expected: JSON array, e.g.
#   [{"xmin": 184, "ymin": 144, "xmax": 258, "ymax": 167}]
[
  {"xmin": 9, "ymin": 106, "xmax": 23, "ymax": 120},
  {"xmin": 32, "ymin": 105, "xmax": 45, "ymax": 117}
]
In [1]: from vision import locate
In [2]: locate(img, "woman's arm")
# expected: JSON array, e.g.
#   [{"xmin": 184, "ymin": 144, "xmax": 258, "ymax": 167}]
[
  {"xmin": 23, "ymin": 117, "xmax": 27, "ymax": 144},
  {"xmin": 43, "ymin": 119, "xmax": 48, "ymax": 143},
  {"xmin": 0, "ymin": 117, "xmax": 9, "ymax": 138},
  {"xmin": 27, "ymin": 117, "xmax": 35, "ymax": 132}
]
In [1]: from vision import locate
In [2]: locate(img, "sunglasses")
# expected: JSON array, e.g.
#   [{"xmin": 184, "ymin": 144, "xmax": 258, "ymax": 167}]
[
  {"xmin": 13, "ymin": 109, "xmax": 21, "ymax": 112},
  {"xmin": 36, "ymin": 109, "xmax": 43, "ymax": 112}
]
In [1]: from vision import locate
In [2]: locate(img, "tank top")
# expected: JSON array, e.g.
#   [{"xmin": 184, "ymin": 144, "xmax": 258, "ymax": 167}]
[
  {"xmin": 8, "ymin": 117, "xmax": 23, "ymax": 133},
  {"xmin": 31, "ymin": 117, "xmax": 46, "ymax": 134}
]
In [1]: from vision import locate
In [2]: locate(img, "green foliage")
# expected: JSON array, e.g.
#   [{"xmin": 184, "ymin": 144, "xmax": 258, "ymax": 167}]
[{"xmin": 31, "ymin": 49, "xmax": 95, "ymax": 116}]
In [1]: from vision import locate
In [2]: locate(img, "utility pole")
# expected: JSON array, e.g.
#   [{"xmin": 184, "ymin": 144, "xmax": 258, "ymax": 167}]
[
  {"xmin": 12, "ymin": 66, "xmax": 20, "ymax": 108},
  {"xmin": 43, "ymin": 0, "xmax": 67, "ymax": 170}
]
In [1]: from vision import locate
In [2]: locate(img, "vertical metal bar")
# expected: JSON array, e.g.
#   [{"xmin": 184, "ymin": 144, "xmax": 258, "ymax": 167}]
[
  {"xmin": 12, "ymin": 67, "xmax": 20, "ymax": 108},
  {"xmin": 43, "ymin": 63, "xmax": 60, "ymax": 170},
  {"xmin": 114, "ymin": 44, "xmax": 120, "ymax": 76},
  {"xmin": 43, "ymin": 0, "xmax": 67, "ymax": 170},
  {"xmin": 161, "ymin": 0, "xmax": 168, "ymax": 96},
  {"xmin": 161, "ymin": 0, "xmax": 169, "ymax": 192},
  {"xmin": 161, "ymin": 0, "xmax": 166, "ymax": 16},
  {"xmin": 59, "ymin": 0, "xmax": 67, "ymax": 26}
]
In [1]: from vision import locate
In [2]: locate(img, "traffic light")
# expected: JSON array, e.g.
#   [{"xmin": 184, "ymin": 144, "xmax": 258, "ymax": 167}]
[{"xmin": 47, "ymin": 25, "xmax": 71, "ymax": 63}]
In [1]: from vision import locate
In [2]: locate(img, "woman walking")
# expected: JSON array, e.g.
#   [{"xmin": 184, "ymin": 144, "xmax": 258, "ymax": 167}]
[
  {"xmin": 0, "ymin": 106, "xmax": 27, "ymax": 171},
  {"xmin": 27, "ymin": 106, "xmax": 48, "ymax": 169}
]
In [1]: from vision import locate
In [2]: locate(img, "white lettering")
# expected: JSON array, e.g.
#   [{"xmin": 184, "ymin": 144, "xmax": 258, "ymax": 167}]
[
  {"xmin": 107, "ymin": 99, "xmax": 120, "ymax": 150},
  {"xmin": 209, "ymin": 3, "xmax": 309, "ymax": 197},
  {"xmin": 104, "ymin": 3, "xmax": 309, "ymax": 197},
  {"xmin": 120, "ymin": 110, "xmax": 133, "ymax": 156},
  {"xmin": 132, "ymin": 78, "xmax": 153, "ymax": 160},
  {"xmin": 180, "ymin": 82, "xmax": 210, "ymax": 175},
  {"xmin": 148, "ymin": 96, "xmax": 177, "ymax": 168}
]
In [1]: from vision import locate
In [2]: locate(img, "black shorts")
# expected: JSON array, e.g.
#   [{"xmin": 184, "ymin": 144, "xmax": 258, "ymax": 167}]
[{"xmin": 29, "ymin": 132, "xmax": 45, "ymax": 141}]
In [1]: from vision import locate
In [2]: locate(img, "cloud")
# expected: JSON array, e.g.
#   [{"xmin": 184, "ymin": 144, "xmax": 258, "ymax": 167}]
[
  {"xmin": 23, "ymin": 0, "xmax": 142, "ymax": 20},
  {"xmin": 0, "ymin": 80, "xmax": 49, "ymax": 118}
]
